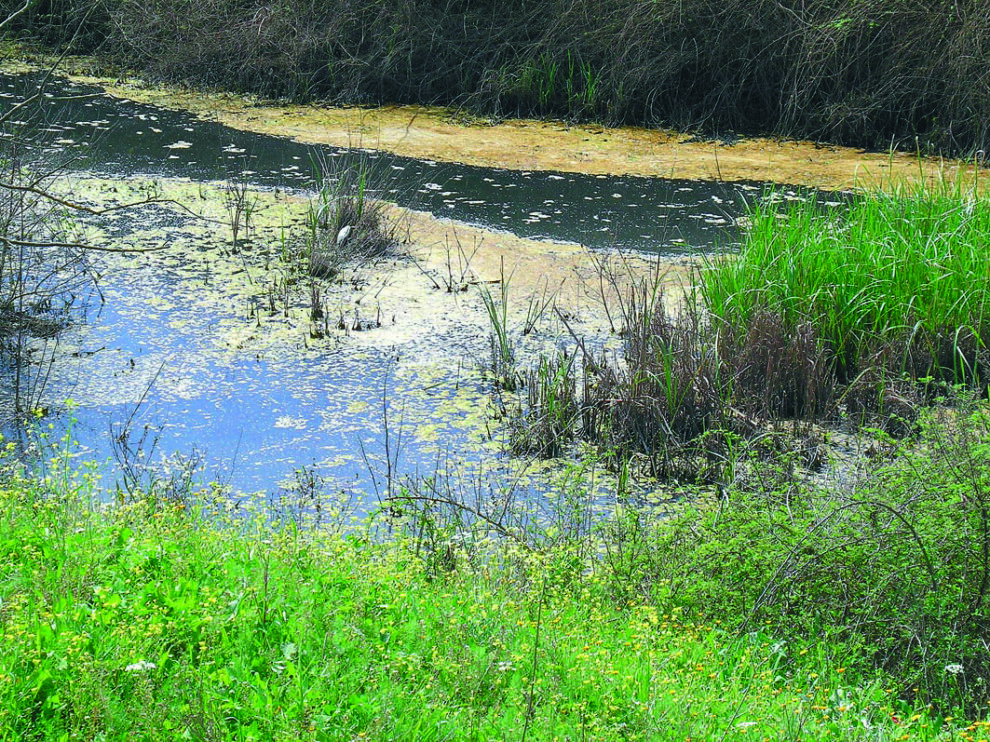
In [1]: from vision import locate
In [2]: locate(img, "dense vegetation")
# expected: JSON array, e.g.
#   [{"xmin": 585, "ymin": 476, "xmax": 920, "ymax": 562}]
[
  {"xmin": 3, "ymin": 410, "xmax": 990, "ymax": 739},
  {"xmin": 4, "ymin": 0, "xmax": 990, "ymax": 156},
  {"xmin": 499, "ymin": 182, "xmax": 990, "ymax": 484}
]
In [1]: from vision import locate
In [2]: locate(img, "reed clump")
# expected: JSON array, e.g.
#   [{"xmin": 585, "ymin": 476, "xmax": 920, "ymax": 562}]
[
  {"xmin": 506, "ymin": 181, "xmax": 990, "ymax": 475},
  {"xmin": 702, "ymin": 179, "xmax": 990, "ymax": 389},
  {"xmin": 305, "ymin": 160, "xmax": 397, "ymax": 279}
]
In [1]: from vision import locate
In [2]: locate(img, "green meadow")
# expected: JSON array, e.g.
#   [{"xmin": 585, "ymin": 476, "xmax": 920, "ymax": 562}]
[{"xmin": 3, "ymin": 393, "xmax": 990, "ymax": 740}]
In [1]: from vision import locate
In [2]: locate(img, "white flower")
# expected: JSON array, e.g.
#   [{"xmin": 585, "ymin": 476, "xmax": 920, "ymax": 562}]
[
  {"xmin": 124, "ymin": 660, "xmax": 157, "ymax": 673},
  {"xmin": 945, "ymin": 663, "xmax": 965, "ymax": 675}
]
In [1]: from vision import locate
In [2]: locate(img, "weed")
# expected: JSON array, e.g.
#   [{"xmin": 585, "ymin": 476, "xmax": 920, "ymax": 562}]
[
  {"xmin": 442, "ymin": 231, "xmax": 480, "ymax": 293},
  {"xmin": 510, "ymin": 353, "xmax": 579, "ymax": 458},
  {"xmin": 583, "ymin": 282, "xmax": 729, "ymax": 480},
  {"xmin": 89, "ymin": 0, "xmax": 990, "ymax": 154},
  {"xmin": 521, "ymin": 278, "xmax": 557, "ymax": 337},
  {"xmin": 268, "ymin": 463, "xmax": 357, "ymax": 533},
  {"xmin": 701, "ymin": 181, "xmax": 990, "ymax": 388},
  {"xmin": 305, "ymin": 156, "xmax": 398, "ymax": 279},
  {"xmin": 479, "ymin": 260, "xmax": 518, "ymax": 392},
  {"xmin": 646, "ymin": 400, "xmax": 990, "ymax": 713},
  {"xmin": 221, "ymin": 173, "xmax": 257, "ymax": 251},
  {"xmin": 0, "ymin": 428, "xmax": 975, "ymax": 738}
]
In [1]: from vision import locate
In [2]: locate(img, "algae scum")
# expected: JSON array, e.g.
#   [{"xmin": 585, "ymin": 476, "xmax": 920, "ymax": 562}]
[{"xmin": 1, "ymin": 72, "xmax": 831, "ymax": 498}]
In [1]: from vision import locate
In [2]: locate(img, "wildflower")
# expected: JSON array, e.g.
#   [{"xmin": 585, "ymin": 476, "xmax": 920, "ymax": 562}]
[
  {"xmin": 946, "ymin": 664, "xmax": 965, "ymax": 675},
  {"xmin": 124, "ymin": 660, "xmax": 157, "ymax": 672}
]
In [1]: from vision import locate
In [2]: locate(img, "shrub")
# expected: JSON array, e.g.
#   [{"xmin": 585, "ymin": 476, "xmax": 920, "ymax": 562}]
[{"xmin": 648, "ymin": 401, "xmax": 990, "ymax": 712}]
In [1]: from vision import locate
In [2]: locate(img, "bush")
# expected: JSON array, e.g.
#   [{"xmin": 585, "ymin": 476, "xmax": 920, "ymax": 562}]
[{"xmin": 648, "ymin": 400, "xmax": 990, "ymax": 712}]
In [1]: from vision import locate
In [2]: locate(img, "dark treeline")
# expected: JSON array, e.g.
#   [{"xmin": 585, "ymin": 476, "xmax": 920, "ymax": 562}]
[{"xmin": 6, "ymin": 0, "xmax": 990, "ymax": 156}]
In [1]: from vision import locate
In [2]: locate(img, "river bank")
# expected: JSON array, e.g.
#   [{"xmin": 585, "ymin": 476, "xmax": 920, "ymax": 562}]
[
  {"xmin": 50, "ymin": 60, "xmax": 990, "ymax": 192},
  {"xmin": 5, "ymin": 0, "xmax": 989, "ymax": 158}
]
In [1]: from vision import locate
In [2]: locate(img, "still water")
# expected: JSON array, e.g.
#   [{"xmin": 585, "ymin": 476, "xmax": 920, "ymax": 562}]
[{"xmin": 0, "ymin": 73, "xmax": 836, "ymax": 500}]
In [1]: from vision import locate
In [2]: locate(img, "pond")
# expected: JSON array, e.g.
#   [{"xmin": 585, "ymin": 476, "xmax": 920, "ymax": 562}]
[
  {"xmin": 1, "ymin": 73, "xmax": 830, "ymax": 252},
  {"xmin": 0, "ymin": 71, "xmax": 839, "ymax": 504}
]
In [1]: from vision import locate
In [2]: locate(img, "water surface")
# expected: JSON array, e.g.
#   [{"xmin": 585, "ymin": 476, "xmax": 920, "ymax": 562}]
[{"xmin": 0, "ymin": 72, "xmax": 832, "ymax": 501}]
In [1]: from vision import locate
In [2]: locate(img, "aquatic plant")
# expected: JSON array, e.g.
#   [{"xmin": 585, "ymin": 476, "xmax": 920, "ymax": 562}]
[
  {"xmin": 583, "ymin": 281, "xmax": 732, "ymax": 481},
  {"xmin": 507, "ymin": 182, "xmax": 990, "ymax": 482},
  {"xmin": 479, "ymin": 260, "xmax": 518, "ymax": 392},
  {"xmin": 221, "ymin": 170, "xmax": 257, "ymax": 251},
  {"xmin": 441, "ymin": 231, "xmax": 480, "ymax": 293},
  {"xmin": 510, "ymin": 353, "xmax": 580, "ymax": 458}
]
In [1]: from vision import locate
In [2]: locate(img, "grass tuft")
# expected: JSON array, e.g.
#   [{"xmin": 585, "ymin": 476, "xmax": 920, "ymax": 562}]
[
  {"xmin": 701, "ymin": 180, "xmax": 990, "ymax": 387},
  {"xmin": 306, "ymin": 158, "xmax": 398, "ymax": 279}
]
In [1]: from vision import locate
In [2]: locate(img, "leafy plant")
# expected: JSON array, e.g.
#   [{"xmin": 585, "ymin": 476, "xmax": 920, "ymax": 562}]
[{"xmin": 650, "ymin": 400, "xmax": 990, "ymax": 713}]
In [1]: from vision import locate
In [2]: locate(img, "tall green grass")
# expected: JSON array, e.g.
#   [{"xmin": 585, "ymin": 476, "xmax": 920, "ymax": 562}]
[
  {"xmin": 0, "ymin": 436, "xmax": 967, "ymax": 740},
  {"xmin": 701, "ymin": 180, "xmax": 990, "ymax": 384},
  {"xmin": 498, "ymin": 181, "xmax": 990, "ymax": 480}
]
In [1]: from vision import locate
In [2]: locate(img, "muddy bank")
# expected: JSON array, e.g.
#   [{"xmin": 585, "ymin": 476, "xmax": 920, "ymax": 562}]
[{"xmin": 46, "ymin": 65, "xmax": 987, "ymax": 193}]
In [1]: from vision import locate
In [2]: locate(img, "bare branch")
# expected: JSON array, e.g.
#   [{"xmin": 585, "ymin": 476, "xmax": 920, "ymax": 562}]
[
  {"xmin": 0, "ymin": 1, "xmax": 100, "ymax": 128},
  {"xmin": 0, "ymin": 178, "xmax": 209, "ymax": 223},
  {"xmin": 0, "ymin": 0, "xmax": 36, "ymax": 35}
]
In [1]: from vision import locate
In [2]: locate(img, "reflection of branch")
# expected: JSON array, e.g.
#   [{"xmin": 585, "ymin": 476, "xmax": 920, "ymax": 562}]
[
  {"xmin": 3, "ymin": 177, "xmax": 224, "ymax": 228},
  {"xmin": 0, "ymin": 180, "xmax": 182, "ymax": 216},
  {"xmin": 0, "ymin": 236, "xmax": 168, "ymax": 253}
]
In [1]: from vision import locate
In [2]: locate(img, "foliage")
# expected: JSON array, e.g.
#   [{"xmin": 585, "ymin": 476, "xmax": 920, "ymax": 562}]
[
  {"xmin": 478, "ymin": 264, "xmax": 519, "ymax": 393},
  {"xmin": 0, "ymin": 63, "xmax": 96, "ymax": 422},
  {"xmin": 702, "ymin": 179, "xmax": 990, "ymax": 388},
  {"xmin": 0, "ymin": 435, "xmax": 975, "ymax": 740},
  {"xmin": 510, "ymin": 353, "xmax": 580, "ymax": 458},
  {"xmin": 498, "ymin": 183, "xmax": 990, "ymax": 481},
  {"xmin": 646, "ymin": 400, "xmax": 990, "ymax": 714}
]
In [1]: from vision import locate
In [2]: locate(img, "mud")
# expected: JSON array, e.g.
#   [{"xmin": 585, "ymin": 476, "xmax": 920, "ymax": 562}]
[{"xmin": 62, "ymin": 68, "xmax": 988, "ymax": 193}]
